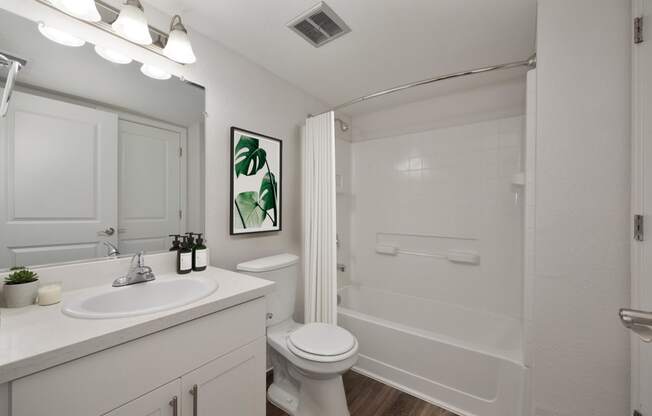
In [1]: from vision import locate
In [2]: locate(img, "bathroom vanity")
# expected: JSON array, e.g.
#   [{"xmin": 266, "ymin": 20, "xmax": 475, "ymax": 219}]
[{"xmin": 0, "ymin": 254, "xmax": 274, "ymax": 416}]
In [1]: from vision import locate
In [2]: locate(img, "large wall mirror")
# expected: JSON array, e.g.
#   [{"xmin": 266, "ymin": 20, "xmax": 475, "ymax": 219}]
[{"xmin": 0, "ymin": 9, "xmax": 205, "ymax": 271}]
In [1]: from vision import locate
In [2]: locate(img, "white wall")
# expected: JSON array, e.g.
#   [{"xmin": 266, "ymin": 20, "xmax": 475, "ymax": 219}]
[
  {"xmin": 348, "ymin": 112, "xmax": 525, "ymax": 320},
  {"xmin": 530, "ymin": 1, "xmax": 631, "ymax": 415},
  {"xmin": 0, "ymin": 1, "xmax": 328, "ymax": 275},
  {"xmin": 351, "ymin": 78, "xmax": 526, "ymax": 142}
]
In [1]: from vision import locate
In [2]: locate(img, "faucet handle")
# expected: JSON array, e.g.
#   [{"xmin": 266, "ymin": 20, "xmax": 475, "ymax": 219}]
[{"xmin": 129, "ymin": 251, "xmax": 146, "ymax": 270}]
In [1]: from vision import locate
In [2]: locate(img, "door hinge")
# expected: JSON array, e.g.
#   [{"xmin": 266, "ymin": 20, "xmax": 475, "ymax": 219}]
[
  {"xmin": 179, "ymin": 210, "xmax": 183, "ymax": 220},
  {"xmin": 635, "ymin": 214, "xmax": 644, "ymax": 241},
  {"xmin": 179, "ymin": 147, "xmax": 183, "ymax": 157},
  {"xmin": 635, "ymin": 16, "xmax": 644, "ymax": 44}
]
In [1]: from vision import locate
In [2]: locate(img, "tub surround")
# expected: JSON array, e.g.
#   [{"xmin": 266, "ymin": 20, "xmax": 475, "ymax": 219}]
[{"xmin": 0, "ymin": 252, "xmax": 275, "ymax": 384}]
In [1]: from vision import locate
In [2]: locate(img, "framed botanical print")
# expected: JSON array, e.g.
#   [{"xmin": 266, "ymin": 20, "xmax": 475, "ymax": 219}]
[{"xmin": 230, "ymin": 127, "xmax": 282, "ymax": 235}]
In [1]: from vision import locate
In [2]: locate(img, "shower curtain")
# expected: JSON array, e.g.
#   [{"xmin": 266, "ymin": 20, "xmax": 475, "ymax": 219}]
[{"xmin": 302, "ymin": 111, "xmax": 338, "ymax": 325}]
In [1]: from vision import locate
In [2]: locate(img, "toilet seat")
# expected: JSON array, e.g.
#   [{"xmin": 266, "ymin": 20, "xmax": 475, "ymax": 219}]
[{"xmin": 287, "ymin": 323, "xmax": 357, "ymax": 363}]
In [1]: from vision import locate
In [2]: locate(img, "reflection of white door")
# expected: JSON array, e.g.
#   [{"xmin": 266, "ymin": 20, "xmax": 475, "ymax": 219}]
[
  {"xmin": 631, "ymin": 1, "xmax": 652, "ymax": 414},
  {"xmin": 0, "ymin": 91, "xmax": 118, "ymax": 268},
  {"xmin": 118, "ymin": 119, "xmax": 184, "ymax": 255}
]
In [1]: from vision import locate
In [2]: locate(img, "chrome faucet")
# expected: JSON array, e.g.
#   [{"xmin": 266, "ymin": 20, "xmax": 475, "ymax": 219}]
[
  {"xmin": 103, "ymin": 241, "xmax": 120, "ymax": 258},
  {"xmin": 112, "ymin": 251, "xmax": 155, "ymax": 287}
]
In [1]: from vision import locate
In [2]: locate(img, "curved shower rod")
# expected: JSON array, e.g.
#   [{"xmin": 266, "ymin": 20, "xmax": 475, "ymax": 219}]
[{"xmin": 319, "ymin": 53, "xmax": 537, "ymax": 115}]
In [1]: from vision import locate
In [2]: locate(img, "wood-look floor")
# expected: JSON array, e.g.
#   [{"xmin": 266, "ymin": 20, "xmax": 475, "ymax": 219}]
[{"xmin": 266, "ymin": 371, "xmax": 458, "ymax": 416}]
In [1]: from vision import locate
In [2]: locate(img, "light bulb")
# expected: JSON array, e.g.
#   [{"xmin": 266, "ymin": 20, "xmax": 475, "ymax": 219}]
[
  {"xmin": 163, "ymin": 15, "xmax": 196, "ymax": 64},
  {"xmin": 50, "ymin": 0, "xmax": 101, "ymax": 22},
  {"xmin": 38, "ymin": 22, "xmax": 85, "ymax": 47},
  {"xmin": 140, "ymin": 64, "xmax": 171, "ymax": 80},
  {"xmin": 112, "ymin": 1, "xmax": 152, "ymax": 45},
  {"xmin": 95, "ymin": 45, "xmax": 132, "ymax": 64}
]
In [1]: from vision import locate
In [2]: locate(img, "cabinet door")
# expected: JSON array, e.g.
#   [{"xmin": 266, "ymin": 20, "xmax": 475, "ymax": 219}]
[
  {"xmin": 103, "ymin": 379, "xmax": 180, "ymax": 416},
  {"xmin": 181, "ymin": 337, "xmax": 266, "ymax": 416}
]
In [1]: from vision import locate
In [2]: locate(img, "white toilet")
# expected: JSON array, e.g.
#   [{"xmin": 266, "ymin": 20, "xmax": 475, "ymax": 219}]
[{"xmin": 236, "ymin": 253, "xmax": 358, "ymax": 416}]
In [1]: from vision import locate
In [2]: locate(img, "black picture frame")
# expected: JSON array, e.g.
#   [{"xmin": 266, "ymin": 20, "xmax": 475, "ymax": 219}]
[{"xmin": 230, "ymin": 127, "xmax": 283, "ymax": 235}]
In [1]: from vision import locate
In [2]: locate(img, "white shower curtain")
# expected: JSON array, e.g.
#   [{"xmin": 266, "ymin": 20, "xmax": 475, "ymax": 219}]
[{"xmin": 302, "ymin": 111, "xmax": 337, "ymax": 325}]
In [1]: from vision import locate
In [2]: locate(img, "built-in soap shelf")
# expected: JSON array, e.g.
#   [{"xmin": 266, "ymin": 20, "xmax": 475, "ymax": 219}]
[{"xmin": 375, "ymin": 232, "xmax": 480, "ymax": 265}]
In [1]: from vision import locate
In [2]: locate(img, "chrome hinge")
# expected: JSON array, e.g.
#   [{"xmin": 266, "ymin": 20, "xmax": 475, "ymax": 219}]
[
  {"xmin": 179, "ymin": 147, "xmax": 183, "ymax": 157},
  {"xmin": 635, "ymin": 214, "xmax": 644, "ymax": 241},
  {"xmin": 635, "ymin": 16, "xmax": 644, "ymax": 44}
]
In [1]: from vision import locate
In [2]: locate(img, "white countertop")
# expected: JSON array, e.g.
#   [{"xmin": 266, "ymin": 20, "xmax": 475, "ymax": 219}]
[{"xmin": 0, "ymin": 267, "xmax": 274, "ymax": 384}]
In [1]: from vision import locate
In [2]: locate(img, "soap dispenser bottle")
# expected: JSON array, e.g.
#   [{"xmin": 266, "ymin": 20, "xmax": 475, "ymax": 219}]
[
  {"xmin": 193, "ymin": 233, "xmax": 208, "ymax": 272},
  {"xmin": 185, "ymin": 232, "xmax": 195, "ymax": 250},
  {"xmin": 177, "ymin": 236, "xmax": 192, "ymax": 274},
  {"xmin": 169, "ymin": 234, "xmax": 181, "ymax": 251}
]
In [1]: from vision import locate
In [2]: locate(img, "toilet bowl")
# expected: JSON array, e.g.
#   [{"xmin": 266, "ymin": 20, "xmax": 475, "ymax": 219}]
[{"xmin": 236, "ymin": 254, "xmax": 359, "ymax": 416}]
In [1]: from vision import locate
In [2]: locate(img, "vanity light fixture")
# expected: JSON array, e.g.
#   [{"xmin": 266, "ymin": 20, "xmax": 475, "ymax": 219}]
[
  {"xmin": 163, "ymin": 15, "xmax": 196, "ymax": 64},
  {"xmin": 140, "ymin": 64, "xmax": 171, "ymax": 80},
  {"xmin": 112, "ymin": 0, "xmax": 153, "ymax": 45},
  {"xmin": 48, "ymin": 0, "xmax": 101, "ymax": 22},
  {"xmin": 38, "ymin": 22, "xmax": 85, "ymax": 47},
  {"xmin": 94, "ymin": 45, "xmax": 133, "ymax": 64}
]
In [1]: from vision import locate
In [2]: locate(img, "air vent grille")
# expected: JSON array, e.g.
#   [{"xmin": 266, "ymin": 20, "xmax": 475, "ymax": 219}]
[
  {"xmin": 288, "ymin": 2, "xmax": 351, "ymax": 47},
  {"xmin": 293, "ymin": 20, "xmax": 327, "ymax": 45}
]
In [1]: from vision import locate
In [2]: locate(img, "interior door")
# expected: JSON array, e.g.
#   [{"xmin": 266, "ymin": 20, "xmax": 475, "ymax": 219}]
[
  {"xmin": 102, "ymin": 379, "xmax": 180, "ymax": 416},
  {"xmin": 118, "ymin": 119, "xmax": 183, "ymax": 255},
  {"xmin": 0, "ymin": 91, "xmax": 118, "ymax": 268},
  {"xmin": 630, "ymin": 1, "xmax": 652, "ymax": 414},
  {"xmin": 181, "ymin": 338, "xmax": 266, "ymax": 416}
]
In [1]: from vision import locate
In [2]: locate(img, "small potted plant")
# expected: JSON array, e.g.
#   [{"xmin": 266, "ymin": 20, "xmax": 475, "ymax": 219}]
[{"xmin": 3, "ymin": 266, "xmax": 39, "ymax": 308}]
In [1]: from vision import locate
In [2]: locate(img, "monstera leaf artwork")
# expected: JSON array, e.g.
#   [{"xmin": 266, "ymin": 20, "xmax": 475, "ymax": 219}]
[{"xmin": 230, "ymin": 128, "xmax": 282, "ymax": 234}]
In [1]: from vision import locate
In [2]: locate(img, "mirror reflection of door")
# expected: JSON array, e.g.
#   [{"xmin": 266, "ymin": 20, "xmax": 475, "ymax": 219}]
[
  {"xmin": 632, "ymin": 0, "xmax": 652, "ymax": 412},
  {"xmin": 118, "ymin": 119, "xmax": 185, "ymax": 255},
  {"xmin": 0, "ymin": 91, "xmax": 192, "ymax": 268},
  {"xmin": 0, "ymin": 91, "xmax": 118, "ymax": 267}
]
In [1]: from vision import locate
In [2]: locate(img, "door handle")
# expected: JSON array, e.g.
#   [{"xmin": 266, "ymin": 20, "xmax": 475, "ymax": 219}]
[
  {"xmin": 97, "ymin": 227, "xmax": 115, "ymax": 236},
  {"xmin": 619, "ymin": 308, "xmax": 652, "ymax": 343},
  {"xmin": 169, "ymin": 396, "xmax": 178, "ymax": 416},
  {"xmin": 189, "ymin": 384, "xmax": 198, "ymax": 416}
]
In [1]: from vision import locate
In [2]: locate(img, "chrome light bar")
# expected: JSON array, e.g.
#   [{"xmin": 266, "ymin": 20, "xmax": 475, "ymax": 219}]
[{"xmin": 34, "ymin": 0, "xmax": 172, "ymax": 59}]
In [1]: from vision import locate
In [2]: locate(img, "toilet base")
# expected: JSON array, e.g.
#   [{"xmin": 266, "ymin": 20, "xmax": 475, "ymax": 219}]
[
  {"xmin": 268, "ymin": 375, "xmax": 350, "ymax": 416},
  {"xmin": 268, "ymin": 346, "xmax": 351, "ymax": 416}
]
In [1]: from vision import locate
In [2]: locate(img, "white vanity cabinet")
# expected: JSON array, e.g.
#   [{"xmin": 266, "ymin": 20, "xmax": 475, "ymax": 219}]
[
  {"xmin": 181, "ymin": 337, "xmax": 265, "ymax": 416},
  {"xmin": 104, "ymin": 338, "xmax": 265, "ymax": 416},
  {"xmin": 9, "ymin": 298, "xmax": 267, "ymax": 416}
]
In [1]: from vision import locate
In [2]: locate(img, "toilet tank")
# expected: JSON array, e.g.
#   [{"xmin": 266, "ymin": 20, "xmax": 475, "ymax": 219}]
[{"xmin": 236, "ymin": 253, "xmax": 299, "ymax": 327}]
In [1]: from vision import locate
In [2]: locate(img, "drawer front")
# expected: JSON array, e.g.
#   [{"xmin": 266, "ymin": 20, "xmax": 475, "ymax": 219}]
[{"xmin": 12, "ymin": 297, "xmax": 266, "ymax": 416}]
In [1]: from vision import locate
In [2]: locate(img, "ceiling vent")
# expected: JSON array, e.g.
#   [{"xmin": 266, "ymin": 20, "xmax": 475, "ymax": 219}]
[{"xmin": 288, "ymin": 2, "xmax": 351, "ymax": 48}]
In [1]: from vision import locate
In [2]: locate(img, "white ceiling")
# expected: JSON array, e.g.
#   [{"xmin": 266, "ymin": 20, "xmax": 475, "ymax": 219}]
[{"xmin": 145, "ymin": 0, "xmax": 537, "ymax": 115}]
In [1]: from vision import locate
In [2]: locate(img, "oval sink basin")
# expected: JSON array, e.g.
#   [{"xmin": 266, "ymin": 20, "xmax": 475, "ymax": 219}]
[{"xmin": 62, "ymin": 277, "xmax": 218, "ymax": 319}]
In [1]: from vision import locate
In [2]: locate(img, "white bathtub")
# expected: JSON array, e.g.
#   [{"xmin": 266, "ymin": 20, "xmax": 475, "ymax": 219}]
[{"xmin": 338, "ymin": 285, "xmax": 527, "ymax": 416}]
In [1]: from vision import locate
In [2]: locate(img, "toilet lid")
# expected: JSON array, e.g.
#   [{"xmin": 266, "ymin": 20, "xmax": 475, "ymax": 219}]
[{"xmin": 288, "ymin": 323, "xmax": 356, "ymax": 356}]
